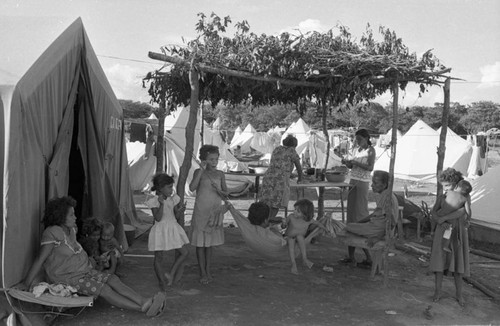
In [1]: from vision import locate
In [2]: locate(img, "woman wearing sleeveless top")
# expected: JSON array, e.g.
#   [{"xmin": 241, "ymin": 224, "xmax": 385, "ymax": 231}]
[{"xmin": 339, "ymin": 129, "xmax": 376, "ymax": 265}]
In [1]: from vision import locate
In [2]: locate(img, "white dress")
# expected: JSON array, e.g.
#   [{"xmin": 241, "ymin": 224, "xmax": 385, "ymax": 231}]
[{"xmin": 146, "ymin": 194, "xmax": 189, "ymax": 251}]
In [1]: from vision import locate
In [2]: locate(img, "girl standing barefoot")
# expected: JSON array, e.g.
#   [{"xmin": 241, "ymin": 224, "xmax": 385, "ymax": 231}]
[
  {"xmin": 189, "ymin": 145, "xmax": 228, "ymax": 284},
  {"xmin": 147, "ymin": 174, "xmax": 189, "ymax": 290}
]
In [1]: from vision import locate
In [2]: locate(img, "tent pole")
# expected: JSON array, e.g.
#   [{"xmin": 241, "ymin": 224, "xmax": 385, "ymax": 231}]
[{"xmin": 436, "ymin": 78, "xmax": 451, "ymax": 196}]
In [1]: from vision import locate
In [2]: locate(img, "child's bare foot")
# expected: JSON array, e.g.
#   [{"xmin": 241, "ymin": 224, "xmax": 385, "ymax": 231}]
[
  {"xmin": 457, "ymin": 296, "xmax": 465, "ymax": 307},
  {"xmin": 432, "ymin": 292, "xmax": 441, "ymax": 302},
  {"xmin": 199, "ymin": 276, "xmax": 209, "ymax": 285},
  {"xmin": 165, "ymin": 272, "xmax": 173, "ymax": 286},
  {"xmin": 291, "ymin": 264, "xmax": 298, "ymax": 275},
  {"xmin": 303, "ymin": 260, "xmax": 314, "ymax": 269}
]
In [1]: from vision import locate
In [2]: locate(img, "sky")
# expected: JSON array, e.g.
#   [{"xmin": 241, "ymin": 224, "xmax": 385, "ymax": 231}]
[{"xmin": 2, "ymin": 0, "xmax": 500, "ymax": 108}]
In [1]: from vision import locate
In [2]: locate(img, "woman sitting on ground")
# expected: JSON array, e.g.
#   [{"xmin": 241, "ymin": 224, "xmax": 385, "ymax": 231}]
[{"xmin": 17, "ymin": 196, "xmax": 166, "ymax": 317}]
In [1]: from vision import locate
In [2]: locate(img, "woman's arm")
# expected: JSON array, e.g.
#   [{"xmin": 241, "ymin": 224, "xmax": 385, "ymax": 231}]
[
  {"xmin": 151, "ymin": 196, "xmax": 164, "ymax": 222},
  {"xmin": 19, "ymin": 243, "xmax": 54, "ymax": 290},
  {"xmin": 220, "ymin": 171, "xmax": 228, "ymax": 193},
  {"xmin": 189, "ymin": 168, "xmax": 203, "ymax": 192},
  {"xmin": 464, "ymin": 199, "xmax": 472, "ymax": 219},
  {"xmin": 292, "ymin": 157, "xmax": 303, "ymax": 182},
  {"xmin": 350, "ymin": 147, "xmax": 375, "ymax": 171},
  {"xmin": 435, "ymin": 207, "xmax": 466, "ymax": 224}
]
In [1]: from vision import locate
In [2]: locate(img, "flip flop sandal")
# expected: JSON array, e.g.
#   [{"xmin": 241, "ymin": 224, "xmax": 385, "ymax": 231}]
[{"xmin": 146, "ymin": 292, "xmax": 166, "ymax": 317}]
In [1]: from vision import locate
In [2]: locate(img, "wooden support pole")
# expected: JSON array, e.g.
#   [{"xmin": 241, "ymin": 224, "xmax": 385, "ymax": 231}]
[
  {"xmin": 176, "ymin": 68, "xmax": 200, "ymax": 226},
  {"xmin": 436, "ymin": 78, "xmax": 451, "ymax": 196},
  {"xmin": 155, "ymin": 101, "xmax": 166, "ymax": 173},
  {"xmin": 317, "ymin": 100, "xmax": 329, "ymax": 219},
  {"xmin": 388, "ymin": 81, "xmax": 399, "ymax": 193}
]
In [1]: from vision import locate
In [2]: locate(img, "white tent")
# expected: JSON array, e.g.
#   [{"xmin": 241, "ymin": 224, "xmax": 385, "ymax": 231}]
[
  {"xmin": 250, "ymin": 132, "xmax": 275, "ymax": 154},
  {"xmin": 376, "ymin": 128, "xmax": 403, "ymax": 148},
  {"xmin": 126, "ymin": 141, "xmax": 156, "ymax": 191},
  {"xmin": 308, "ymin": 131, "xmax": 343, "ymax": 169},
  {"xmin": 212, "ymin": 117, "xmax": 222, "ymax": 131},
  {"xmin": 163, "ymin": 108, "xmax": 251, "ymax": 193},
  {"xmin": 374, "ymin": 120, "xmax": 472, "ymax": 182},
  {"xmin": 232, "ymin": 126, "xmax": 243, "ymax": 143},
  {"xmin": 147, "ymin": 113, "xmax": 158, "ymax": 120},
  {"xmin": 204, "ymin": 122, "xmax": 247, "ymax": 172},
  {"xmin": 164, "ymin": 106, "xmax": 202, "ymax": 153},
  {"xmin": 467, "ymin": 134, "xmax": 489, "ymax": 178},
  {"xmin": 230, "ymin": 123, "xmax": 257, "ymax": 153},
  {"xmin": 281, "ymin": 118, "xmax": 311, "ymax": 156},
  {"xmin": 471, "ymin": 165, "xmax": 500, "ymax": 227}
]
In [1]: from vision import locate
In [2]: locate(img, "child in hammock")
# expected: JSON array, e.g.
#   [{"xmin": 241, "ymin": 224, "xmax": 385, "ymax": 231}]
[
  {"xmin": 282, "ymin": 199, "xmax": 329, "ymax": 274},
  {"xmin": 246, "ymin": 201, "xmax": 282, "ymax": 237}
]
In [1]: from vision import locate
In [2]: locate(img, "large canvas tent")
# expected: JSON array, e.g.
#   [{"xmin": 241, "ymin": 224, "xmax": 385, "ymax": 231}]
[
  {"xmin": 471, "ymin": 164, "xmax": 500, "ymax": 228},
  {"xmin": 0, "ymin": 18, "xmax": 137, "ymax": 289},
  {"xmin": 374, "ymin": 120, "xmax": 472, "ymax": 182}
]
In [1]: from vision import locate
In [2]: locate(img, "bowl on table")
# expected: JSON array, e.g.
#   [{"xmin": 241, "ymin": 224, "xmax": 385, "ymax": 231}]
[
  {"xmin": 252, "ymin": 167, "xmax": 268, "ymax": 174},
  {"xmin": 325, "ymin": 171, "xmax": 347, "ymax": 183}
]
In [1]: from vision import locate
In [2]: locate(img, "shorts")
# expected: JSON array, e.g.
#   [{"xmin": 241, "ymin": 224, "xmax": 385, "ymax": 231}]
[{"xmin": 74, "ymin": 269, "xmax": 111, "ymax": 298}]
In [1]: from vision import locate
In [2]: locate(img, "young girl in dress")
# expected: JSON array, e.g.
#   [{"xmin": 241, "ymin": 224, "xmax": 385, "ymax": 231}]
[
  {"xmin": 189, "ymin": 145, "xmax": 228, "ymax": 284},
  {"xmin": 147, "ymin": 173, "xmax": 189, "ymax": 290},
  {"xmin": 429, "ymin": 168, "xmax": 470, "ymax": 307}
]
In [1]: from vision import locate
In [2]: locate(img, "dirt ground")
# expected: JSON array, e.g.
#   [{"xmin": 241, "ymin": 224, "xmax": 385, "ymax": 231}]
[{"xmin": 50, "ymin": 180, "xmax": 500, "ymax": 326}]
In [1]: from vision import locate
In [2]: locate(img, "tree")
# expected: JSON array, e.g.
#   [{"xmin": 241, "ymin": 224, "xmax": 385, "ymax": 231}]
[
  {"xmin": 460, "ymin": 101, "xmax": 500, "ymax": 133},
  {"xmin": 119, "ymin": 100, "xmax": 154, "ymax": 119},
  {"xmin": 144, "ymin": 12, "xmax": 449, "ymax": 218}
]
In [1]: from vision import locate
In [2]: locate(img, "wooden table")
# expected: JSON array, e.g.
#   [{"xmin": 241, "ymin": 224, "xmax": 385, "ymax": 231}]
[
  {"xmin": 289, "ymin": 181, "xmax": 352, "ymax": 221},
  {"xmin": 224, "ymin": 171, "xmax": 265, "ymax": 201}
]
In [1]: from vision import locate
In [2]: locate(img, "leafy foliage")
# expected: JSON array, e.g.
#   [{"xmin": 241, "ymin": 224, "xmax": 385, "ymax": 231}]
[
  {"xmin": 119, "ymin": 100, "xmax": 154, "ymax": 119},
  {"xmin": 144, "ymin": 13, "xmax": 449, "ymax": 113}
]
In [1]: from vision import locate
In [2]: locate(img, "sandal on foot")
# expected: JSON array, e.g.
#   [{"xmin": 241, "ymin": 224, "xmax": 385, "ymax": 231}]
[{"xmin": 146, "ymin": 292, "xmax": 166, "ymax": 317}]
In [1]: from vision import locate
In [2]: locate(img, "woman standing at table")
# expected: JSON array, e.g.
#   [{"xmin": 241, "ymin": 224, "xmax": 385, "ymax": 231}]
[
  {"xmin": 259, "ymin": 134, "xmax": 303, "ymax": 222},
  {"xmin": 340, "ymin": 129, "xmax": 375, "ymax": 263}
]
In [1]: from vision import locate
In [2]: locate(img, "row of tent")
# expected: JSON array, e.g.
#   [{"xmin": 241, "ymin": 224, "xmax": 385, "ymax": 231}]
[{"xmin": 374, "ymin": 119, "xmax": 485, "ymax": 182}]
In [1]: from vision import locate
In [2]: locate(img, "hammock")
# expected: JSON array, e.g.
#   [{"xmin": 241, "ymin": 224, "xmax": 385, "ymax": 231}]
[{"xmin": 228, "ymin": 207, "xmax": 329, "ymax": 261}]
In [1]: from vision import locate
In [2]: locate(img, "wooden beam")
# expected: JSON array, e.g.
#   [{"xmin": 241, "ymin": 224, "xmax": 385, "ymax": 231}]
[{"xmin": 148, "ymin": 51, "xmax": 326, "ymax": 88}]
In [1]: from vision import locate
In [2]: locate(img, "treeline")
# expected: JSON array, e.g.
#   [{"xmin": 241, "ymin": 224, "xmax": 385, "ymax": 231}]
[{"xmin": 120, "ymin": 99, "xmax": 500, "ymax": 137}]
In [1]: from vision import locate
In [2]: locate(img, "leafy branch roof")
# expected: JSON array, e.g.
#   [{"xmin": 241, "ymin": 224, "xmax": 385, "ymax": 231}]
[{"xmin": 145, "ymin": 12, "xmax": 451, "ymax": 109}]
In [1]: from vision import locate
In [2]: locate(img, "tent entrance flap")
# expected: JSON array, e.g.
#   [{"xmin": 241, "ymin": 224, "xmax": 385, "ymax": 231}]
[{"xmin": 68, "ymin": 89, "xmax": 88, "ymax": 231}]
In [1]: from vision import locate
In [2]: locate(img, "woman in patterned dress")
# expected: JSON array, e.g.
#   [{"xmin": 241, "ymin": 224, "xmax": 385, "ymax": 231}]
[
  {"xmin": 17, "ymin": 196, "xmax": 166, "ymax": 316},
  {"xmin": 259, "ymin": 134, "xmax": 303, "ymax": 222}
]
